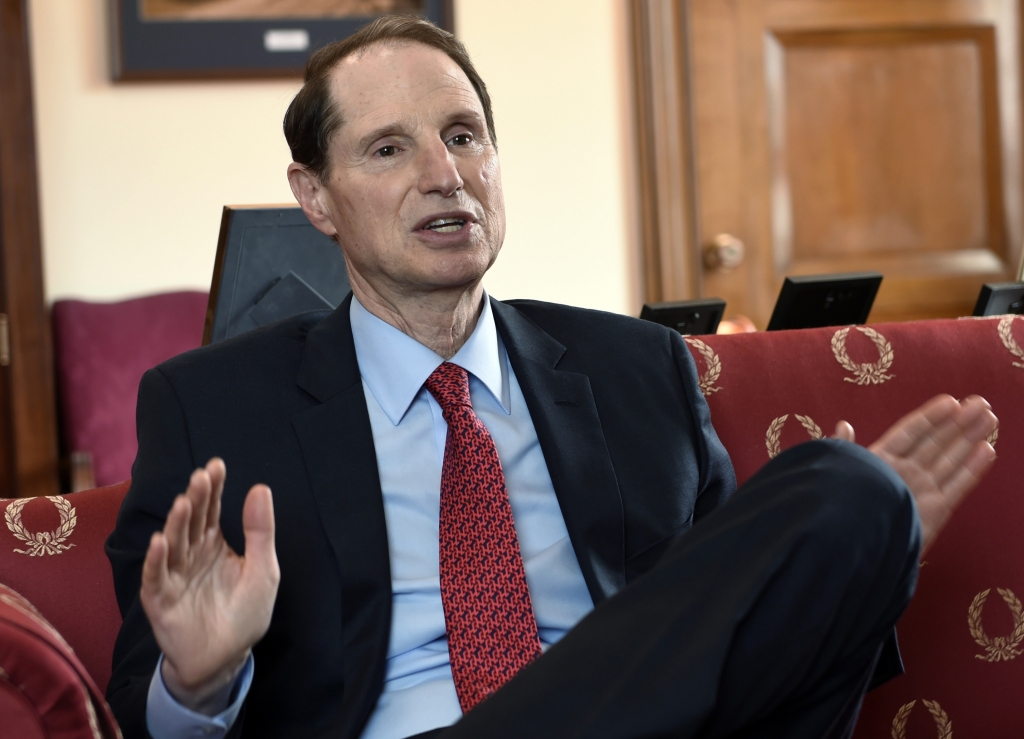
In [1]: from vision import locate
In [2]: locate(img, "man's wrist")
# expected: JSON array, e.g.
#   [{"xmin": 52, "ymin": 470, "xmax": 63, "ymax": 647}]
[{"xmin": 161, "ymin": 650, "xmax": 251, "ymax": 716}]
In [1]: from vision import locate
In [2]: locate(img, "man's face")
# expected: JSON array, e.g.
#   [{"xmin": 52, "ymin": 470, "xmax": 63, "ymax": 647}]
[{"xmin": 301, "ymin": 42, "xmax": 505, "ymax": 301}]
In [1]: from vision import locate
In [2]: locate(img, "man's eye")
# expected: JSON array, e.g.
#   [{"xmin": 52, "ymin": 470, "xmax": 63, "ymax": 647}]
[
  {"xmin": 449, "ymin": 133, "xmax": 472, "ymax": 146},
  {"xmin": 376, "ymin": 145, "xmax": 398, "ymax": 157}
]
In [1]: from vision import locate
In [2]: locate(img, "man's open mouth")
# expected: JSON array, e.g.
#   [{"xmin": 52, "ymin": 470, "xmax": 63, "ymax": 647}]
[{"xmin": 421, "ymin": 218, "xmax": 466, "ymax": 233}]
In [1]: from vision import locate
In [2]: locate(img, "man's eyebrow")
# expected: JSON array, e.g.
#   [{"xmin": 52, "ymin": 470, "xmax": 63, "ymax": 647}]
[
  {"xmin": 442, "ymin": 106, "xmax": 487, "ymax": 131},
  {"xmin": 354, "ymin": 107, "xmax": 488, "ymax": 153},
  {"xmin": 355, "ymin": 122, "xmax": 410, "ymax": 153}
]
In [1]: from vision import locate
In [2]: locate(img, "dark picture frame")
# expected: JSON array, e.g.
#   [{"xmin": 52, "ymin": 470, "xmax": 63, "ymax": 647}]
[
  {"xmin": 973, "ymin": 282, "xmax": 1024, "ymax": 316},
  {"xmin": 639, "ymin": 298, "xmax": 727, "ymax": 336},
  {"xmin": 766, "ymin": 272, "xmax": 883, "ymax": 331},
  {"xmin": 110, "ymin": 0, "xmax": 454, "ymax": 80}
]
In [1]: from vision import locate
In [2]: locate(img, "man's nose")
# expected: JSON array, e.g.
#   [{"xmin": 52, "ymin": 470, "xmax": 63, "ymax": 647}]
[{"xmin": 417, "ymin": 138, "xmax": 463, "ymax": 197}]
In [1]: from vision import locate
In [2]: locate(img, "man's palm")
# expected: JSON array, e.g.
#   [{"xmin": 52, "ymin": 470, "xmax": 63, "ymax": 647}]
[{"xmin": 140, "ymin": 459, "xmax": 280, "ymax": 708}]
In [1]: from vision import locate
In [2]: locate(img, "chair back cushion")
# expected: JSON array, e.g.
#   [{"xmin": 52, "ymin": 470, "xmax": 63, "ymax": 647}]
[
  {"xmin": 0, "ymin": 481, "xmax": 131, "ymax": 693},
  {"xmin": 686, "ymin": 316, "xmax": 1024, "ymax": 736},
  {"xmin": 52, "ymin": 292, "xmax": 208, "ymax": 487},
  {"xmin": 0, "ymin": 583, "xmax": 121, "ymax": 738}
]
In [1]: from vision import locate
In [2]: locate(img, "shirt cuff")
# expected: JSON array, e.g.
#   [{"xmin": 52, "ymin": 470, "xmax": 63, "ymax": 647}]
[{"xmin": 146, "ymin": 653, "xmax": 254, "ymax": 739}]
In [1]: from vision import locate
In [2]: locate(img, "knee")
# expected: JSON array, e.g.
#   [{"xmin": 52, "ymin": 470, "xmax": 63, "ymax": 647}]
[{"xmin": 786, "ymin": 439, "xmax": 921, "ymax": 560}]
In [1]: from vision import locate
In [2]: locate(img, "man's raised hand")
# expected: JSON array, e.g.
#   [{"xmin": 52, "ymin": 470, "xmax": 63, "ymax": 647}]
[
  {"xmin": 140, "ymin": 458, "xmax": 280, "ymax": 713},
  {"xmin": 833, "ymin": 395, "xmax": 997, "ymax": 554}
]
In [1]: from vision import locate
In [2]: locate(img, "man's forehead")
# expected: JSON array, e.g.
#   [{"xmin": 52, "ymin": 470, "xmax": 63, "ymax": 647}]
[{"xmin": 329, "ymin": 41, "xmax": 475, "ymax": 108}]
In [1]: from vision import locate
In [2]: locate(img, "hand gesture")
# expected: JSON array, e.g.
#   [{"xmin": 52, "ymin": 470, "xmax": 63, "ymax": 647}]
[
  {"xmin": 833, "ymin": 394, "xmax": 997, "ymax": 553},
  {"xmin": 140, "ymin": 458, "xmax": 280, "ymax": 712}
]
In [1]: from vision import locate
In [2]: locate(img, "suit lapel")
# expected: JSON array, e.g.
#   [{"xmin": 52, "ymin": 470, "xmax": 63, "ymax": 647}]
[
  {"xmin": 291, "ymin": 294, "xmax": 391, "ymax": 739},
  {"xmin": 491, "ymin": 299, "xmax": 626, "ymax": 604}
]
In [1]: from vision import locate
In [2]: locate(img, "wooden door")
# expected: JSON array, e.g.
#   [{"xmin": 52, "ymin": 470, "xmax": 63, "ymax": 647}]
[
  {"xmin": 632, "ymin": 0, "xmax": 1024, "ymax": 327},
  {"xmin": 0, "ymin": 0, "xmax": 61, "ymax": 497}
]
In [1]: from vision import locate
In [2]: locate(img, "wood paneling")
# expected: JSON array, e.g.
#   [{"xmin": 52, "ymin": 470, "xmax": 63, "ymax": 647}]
[
  {"xmin": 632, "ymin": 0, "xmax": 1024, "ymax": 327},
  {"xmin": 0, "ymin": 0, "xmax": 61, "ymax": 497}
]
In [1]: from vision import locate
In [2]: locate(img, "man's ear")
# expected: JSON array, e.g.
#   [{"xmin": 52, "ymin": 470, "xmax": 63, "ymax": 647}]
[{"xmin": 287, "ymin": 163, "xmax": 337, "ymax": 239}]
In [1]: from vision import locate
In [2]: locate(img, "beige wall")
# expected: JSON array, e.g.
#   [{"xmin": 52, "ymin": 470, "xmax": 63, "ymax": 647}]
[{"xmin": 29, "ymin": 1, "xmax": 636, "ymax": 314}]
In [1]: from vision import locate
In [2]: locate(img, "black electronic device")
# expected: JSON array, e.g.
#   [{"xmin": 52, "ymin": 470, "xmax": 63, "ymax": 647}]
[
  {"xmin": 203, "ymin": 206, "xmax": 350, "ymax": 345},
  {"xmin": 972, "ymin": 282, "xmax": 1024, "ymax": 317},
  {"xmin": 766, "ymin": 272, "xmax": 882, "ymax": 331},
  {"xmin": 640, "ymin": 298, "xmax": 727, "ymax": 336}
]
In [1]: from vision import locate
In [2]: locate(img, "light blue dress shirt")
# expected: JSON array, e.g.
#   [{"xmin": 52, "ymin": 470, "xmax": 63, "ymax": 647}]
[{"xmin": 146, "ymin": 293, "xmax": 595, "ymax": 739}]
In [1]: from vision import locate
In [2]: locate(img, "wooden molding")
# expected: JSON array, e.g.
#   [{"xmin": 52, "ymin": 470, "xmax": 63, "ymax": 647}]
[
  {"xmin": 629, "ymin": 0, "xmax": 698, "ymax": 303},
  {"xmin": 0, "ymin": 0, "xmax": 60, "ymax": 497}
]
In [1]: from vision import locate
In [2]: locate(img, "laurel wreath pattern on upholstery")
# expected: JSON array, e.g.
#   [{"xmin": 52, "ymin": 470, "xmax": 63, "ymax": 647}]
[{"xmin": 4, "ymin": 496, "xmax": 77, "ymax": 556}]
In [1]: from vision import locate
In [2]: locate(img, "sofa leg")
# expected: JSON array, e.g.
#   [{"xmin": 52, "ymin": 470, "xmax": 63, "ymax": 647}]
[{"xmin": 69, "ymin": 451, "xmax": 95, "ymax": 493}]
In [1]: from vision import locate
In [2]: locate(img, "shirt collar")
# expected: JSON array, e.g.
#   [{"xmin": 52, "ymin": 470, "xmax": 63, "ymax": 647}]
[{"xmin": 349, "ymin": 292, "xmax": 510, "ymax": 425}]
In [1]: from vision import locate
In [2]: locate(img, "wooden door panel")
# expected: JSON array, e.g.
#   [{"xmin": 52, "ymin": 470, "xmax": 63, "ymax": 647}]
[
  {"xmin": 778, "ymin": 31, "xmax": 992, "ymax": 262},
  {"xmin": 686, "ymin": 0, "xmax": 1023, "ymax": 326}
]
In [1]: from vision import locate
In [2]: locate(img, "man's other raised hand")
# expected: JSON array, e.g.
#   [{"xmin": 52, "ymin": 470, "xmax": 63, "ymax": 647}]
[
  {"xmin": 833, "ymin": 394, "xmax": 998, "ymax": 554},
  {"xmin": 140, "ymin": 458, "xmax": 280, "ymax": 714}
]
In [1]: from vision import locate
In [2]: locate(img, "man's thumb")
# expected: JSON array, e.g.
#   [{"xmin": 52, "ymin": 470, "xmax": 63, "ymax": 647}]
[{"xmin": 242, "ymin": 485, "xmax": 278, "ymax": 575}]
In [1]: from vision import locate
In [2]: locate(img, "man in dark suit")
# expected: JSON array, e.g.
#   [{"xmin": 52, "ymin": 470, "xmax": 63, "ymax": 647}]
[{"xmin": 106, "ymin": 16, "xmax": 998, "ymax": 739}]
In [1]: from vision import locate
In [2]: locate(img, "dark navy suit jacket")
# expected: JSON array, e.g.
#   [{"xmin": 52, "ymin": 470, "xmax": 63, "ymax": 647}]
[{"xmin": 105, "ymin": 296, "xmax": 736, "ymax": 739}]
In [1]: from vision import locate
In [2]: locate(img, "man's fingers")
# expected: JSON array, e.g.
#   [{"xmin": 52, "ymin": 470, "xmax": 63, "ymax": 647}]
[
  {"xmin": 241, "ymin": 485, "xmax": 279, "ymax": 583},
  {"xmin": 909, "ymin": 398, "xmax": 997, "ymax": 474},
  {"xmin": 142, "ymin": 531, "xmax": 169, "ymax": 596},
  {"xmin": 871, "ymin": 395, "xmax": 993, "ymax": 461},
  {"xmin": 927, "ymin": 406, "xmax": 999, "ymax": 486},
  {"xmin": 832, "ymin": 421, "xmax": 855, "ymax": 443},
  {"xmin": 165, "ymin": 494, "xmax": 192, "ymax": 570},
  {"xmin": 870, "ymin": 394, "xmax": 961, "ymax": 458},
  {"xmin": 940, "ymin": 438, "xmax": 997, "ymax": 499},
  {"xmin": 205, "ymin": 458, "xmax": 226, "ymax": 535},
  {"xmin": 958, "ymin": 397, "xmax": 998, "ymax": 442},
  {"xmin": 186, "ymin": 468, "xmax": 212, "ymax": 546}
]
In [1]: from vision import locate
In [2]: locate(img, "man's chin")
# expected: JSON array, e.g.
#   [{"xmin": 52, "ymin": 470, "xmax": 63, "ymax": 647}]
[{"xmin": 402, "ymin": 255, "xmax": 496, "ymax": 293}]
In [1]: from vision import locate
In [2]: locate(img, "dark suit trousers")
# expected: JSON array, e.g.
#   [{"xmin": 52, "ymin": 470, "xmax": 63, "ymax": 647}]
[{"xmin": 412, "ymin": 439, "xmax": 921, "ymax": 739}]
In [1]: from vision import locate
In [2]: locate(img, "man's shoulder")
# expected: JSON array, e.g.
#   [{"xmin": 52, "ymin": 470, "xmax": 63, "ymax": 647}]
[
  {"xmin": 153, "ymin": 309, "xmax": 333, "ymax": 382},
  {"xmin": 499, "ymin": 298, "xmax": 677, "ymax": 351}
]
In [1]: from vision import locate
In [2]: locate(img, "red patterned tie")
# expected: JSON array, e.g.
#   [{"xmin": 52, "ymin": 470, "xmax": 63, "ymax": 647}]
[{"xmin": 425, "ymin": 361, "xmax": 542, "ymax": 712}]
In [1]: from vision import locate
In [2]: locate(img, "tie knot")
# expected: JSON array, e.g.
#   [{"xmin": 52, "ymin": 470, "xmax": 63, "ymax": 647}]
[{"xmin": 425, "ymin": 362, "xmax": 472, "ymax": 412}]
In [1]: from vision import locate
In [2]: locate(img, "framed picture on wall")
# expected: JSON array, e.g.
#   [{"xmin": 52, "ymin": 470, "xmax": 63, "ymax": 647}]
[{"xmin": 110, "ymin": 0, "xmax": 454, "ymax": 80}]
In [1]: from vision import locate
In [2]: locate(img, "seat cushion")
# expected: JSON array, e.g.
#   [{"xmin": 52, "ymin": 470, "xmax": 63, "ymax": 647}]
[{"xmin": 0, "ymin": 583, "xmax": 120, "ymax": 738}]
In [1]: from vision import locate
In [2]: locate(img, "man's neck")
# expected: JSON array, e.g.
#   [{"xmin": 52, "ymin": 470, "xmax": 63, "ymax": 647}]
[{"xmin": 350, "ymin": 279, "xmax": 485, "ymax": 360}]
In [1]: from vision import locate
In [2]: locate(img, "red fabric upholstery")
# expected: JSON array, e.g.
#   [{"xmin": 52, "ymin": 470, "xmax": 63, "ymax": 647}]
[
  {"xmin": 0, "ymin": 583, "xmax": 121, "ymax": 738},
  {"xmin": 0, "ymin": 481, "xmax": 131, "ymax": 694},
  {"xmin": 52, "ymin": 292, "xmax": 208, "ymax": 487},
  {"xmin": 686, "ymin": 316, "xmax": 1024, "ymax": 736}
]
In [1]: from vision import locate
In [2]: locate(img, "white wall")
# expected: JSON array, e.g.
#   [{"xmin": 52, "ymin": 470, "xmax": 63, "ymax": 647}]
[{"xmin": 29, "ymin": 0, "xmax": 637, "ymax": 314}]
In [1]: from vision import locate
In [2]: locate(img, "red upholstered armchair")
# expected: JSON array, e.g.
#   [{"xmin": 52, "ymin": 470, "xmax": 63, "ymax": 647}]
[{"xmin": 51, "ymin": 292, "xmax": 208, "ymax": 491}]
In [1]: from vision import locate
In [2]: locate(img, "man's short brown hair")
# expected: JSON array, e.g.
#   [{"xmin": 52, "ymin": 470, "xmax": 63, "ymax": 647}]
[{"xmin": 283, "ymin": 15, "xmax": 496, "ymax": 183}]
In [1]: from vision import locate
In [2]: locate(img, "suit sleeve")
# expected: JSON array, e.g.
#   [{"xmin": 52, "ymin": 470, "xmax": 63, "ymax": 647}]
[
  {"xmin": 104, "ymin": 368, "xmax": 247, "ymax": 739},
  {"xmin": 669, "ymin": 330, "xmax": 736, "ymax": 521}
]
